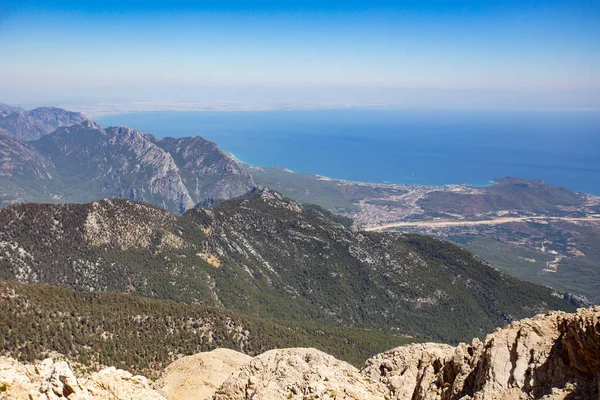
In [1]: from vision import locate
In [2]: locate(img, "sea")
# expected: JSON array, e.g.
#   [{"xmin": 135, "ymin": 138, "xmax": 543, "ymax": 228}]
[{"xmin": 96, "ymin": 108, "xmax": 600, "ymax": 195}]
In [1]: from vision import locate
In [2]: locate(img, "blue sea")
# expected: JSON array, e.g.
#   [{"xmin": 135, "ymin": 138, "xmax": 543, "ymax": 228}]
[{"xmin": 96, "ymin": 108, "xmax": 600, "ymax": 195}]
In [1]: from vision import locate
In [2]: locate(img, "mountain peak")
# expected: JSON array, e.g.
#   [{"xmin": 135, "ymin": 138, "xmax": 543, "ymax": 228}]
[
  {"xmin": 0, "ymin": 105, "xmax": 88, "ymax": 141},
  {"xmin": 253, "ymin": 186, "xmax": 303, "ymax": 212},
  {"xmin": 108, "ymin": 125, "xmax": 140, "ymax": 135},
  {"xmin": 7, "ymin": 119, "xmax": 254, "ymax": 213},
  {"xmin": 79, "ymin": 119, "xmax": 104, "ymax": 131}
]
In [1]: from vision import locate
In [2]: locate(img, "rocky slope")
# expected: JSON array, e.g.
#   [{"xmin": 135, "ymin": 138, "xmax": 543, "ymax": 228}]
[
  {"xmin": 157, "ymin": 136, "xmax": 254, "ymax": 204},
  {"xmin": 161, "ymin": 306, "xmax": 600, "ymax": 399},
  {"xmin": 0, "ymin": 104, "xmax": 88, "ymax": 141},
  {"xmin": 361, "ymin": 306, "xmax": 600, "ymax": 399},
  {"xmin": 4, "ymin": 307, "xmax": 595, "ymax": 399},
  {"xmin": 0, "ymin": 129, "xmax": 58, "ymax": 206},
  {"xmin": 0, "ymin": 120, "xmax": 254, "ymax": 212},
  {"xmin": 212, "ymin": 348, "xmax": 389, "ymax": 400},
  {"xmin": 0, "ymin": 190, "xmax": 578, "ymax": 343},
  {"xmin": 0, "ymin": 129, "xmax": 53, "ymax": 181}
]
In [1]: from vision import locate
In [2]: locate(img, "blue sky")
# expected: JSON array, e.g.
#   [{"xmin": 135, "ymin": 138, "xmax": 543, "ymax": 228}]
[{"xmin": 1, "ymin": 0, "xmax": 599, "ymax": 109}]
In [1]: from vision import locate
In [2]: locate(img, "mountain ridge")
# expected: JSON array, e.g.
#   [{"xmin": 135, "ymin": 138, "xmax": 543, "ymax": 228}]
[
  {"xmin": 0, "ymin": 190, "xmax": 579, "ymax": 344},
  {"xmin": 0, "ymin": 119, "xmax": 254, "ymax": 212},
  {"xmin": 0, "ymin": 104, "xmax": 88, "ymax": 141}
]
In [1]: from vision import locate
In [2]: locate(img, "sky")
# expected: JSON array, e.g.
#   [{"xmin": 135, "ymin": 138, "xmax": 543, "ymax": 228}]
[{"xmin": 1, "ymin": 0, "xmax": 599, "ymax": 110}]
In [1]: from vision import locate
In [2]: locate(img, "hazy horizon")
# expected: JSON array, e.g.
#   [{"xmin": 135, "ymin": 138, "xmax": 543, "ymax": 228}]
[{"xmin": 1, "ymin": 0, "xmax": 599, "ymax": 111}]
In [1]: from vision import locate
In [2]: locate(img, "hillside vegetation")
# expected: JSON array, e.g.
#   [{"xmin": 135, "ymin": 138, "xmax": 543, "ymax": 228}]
[
  {"xmin": 0, "ymin": 280, "xmax": 413, "ymax": 376},
  {"xmin": 0, "ymin": 189, "xmax": 577, "ymax": 344}
]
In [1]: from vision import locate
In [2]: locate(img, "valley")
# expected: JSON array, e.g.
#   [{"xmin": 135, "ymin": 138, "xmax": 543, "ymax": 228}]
[{"xmin": 250, "ymin": 167, "xmax": 600, "ymax": 304}]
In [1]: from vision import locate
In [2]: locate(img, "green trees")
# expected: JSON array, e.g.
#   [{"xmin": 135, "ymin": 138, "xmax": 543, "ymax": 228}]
[{"xmin": 0, "ymin": 280, "xmax": 412, "ymax": 375}]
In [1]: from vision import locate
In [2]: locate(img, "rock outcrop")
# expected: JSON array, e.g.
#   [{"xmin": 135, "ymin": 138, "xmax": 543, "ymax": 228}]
[
  {"xmin": 0, "ymin": 105, "xmax": 88, "ymax": 141},
  {"xmin": 204, "ymin": 308, "xmax": 600, "ymax": 400},
  {"xmin": 0, "ymin": 308, "xmax": 598, "ymax": 399},
  {"xmin": 362, "ymin": 306, "xmax": 600, "ymax": 400},
  {"xmin": 362, "ymin": 343, "xmax": 456, "ymax": 400},
  {"xmin": 212, "ymin": 348, "xmax": 388, "ymax": 400},
  {"xmin": 0, "ymin": 357, "xmax": 165, "ymax": 400},
  {"xmin": 155, "ymin": 348, "xmax": 252, "ymax": 400}
]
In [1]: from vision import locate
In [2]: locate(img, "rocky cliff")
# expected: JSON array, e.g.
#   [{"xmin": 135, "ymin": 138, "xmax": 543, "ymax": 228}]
[
  {"xmin": 0, "ymin": 356, "xmax": 165, "ymax": 400},
  {"xmin": 159, "ymin": 307, "xmax": 600, "ymax": 400},
  {"xmin": 157, "ymin": 136, "xmax": 254, "ymax": 204},
  {"xmin": 361, "ymin": 306, "xmax": 600, "ymax": 400},
  {"xmin": 0, "ymin": 120, "xmax": 255, "ymax": 212},
  {"xmin": 155, "ymin": 349, "xmax": 252, "ymax": 400}
]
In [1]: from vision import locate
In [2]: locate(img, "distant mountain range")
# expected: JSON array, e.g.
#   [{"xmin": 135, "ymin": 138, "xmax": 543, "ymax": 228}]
[
  {"xmin": 0, "ymin": 105, "xmax": 254, "ymax": 212},
  {"xmin": 0, "ymin": 104, "xmax": 87, "ymax": 141}
]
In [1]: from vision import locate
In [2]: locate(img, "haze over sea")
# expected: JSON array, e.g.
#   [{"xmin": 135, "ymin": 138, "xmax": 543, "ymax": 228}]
[{"xmin": 97, "ymin": 108, "xmax": 600, "ymax": 196}]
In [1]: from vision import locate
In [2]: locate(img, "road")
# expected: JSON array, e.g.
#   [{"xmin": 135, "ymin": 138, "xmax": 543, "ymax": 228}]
[{"xmin": 364, "ymin": 216, "xmax": 600, "ymax": 231}]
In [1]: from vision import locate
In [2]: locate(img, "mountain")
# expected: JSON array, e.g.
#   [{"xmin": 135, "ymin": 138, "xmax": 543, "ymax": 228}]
[
  {"xmin": 0, "ymin": 104, "xmax": 88, "ymax": 141},
  {"xmin": 418, "ymin": 177, "xmax": 584, "ymax": 216},
  {"xmin": 0, "ymin": 189, "xmax": 578, "ymax": 343},
  {"xmin": 32, "ymin": 121, "xmax": 196, "ymax": 213},
  {"xmin": 0, "ymin": 128, "xmax": 58, "ymax": 205},
  {"xmin": 0, "ymin": 120, "xmax": 255, "ymax": 212},
  {"xmin": 156, "ymin": 136, "xmax": 254, "ymax": 204},
  {"xmin": 249, "ymin": 167, "xmax": 600, "ymax": 304}
]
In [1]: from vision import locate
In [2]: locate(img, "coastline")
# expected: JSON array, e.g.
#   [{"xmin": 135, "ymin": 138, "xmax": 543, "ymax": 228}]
[{"xmin": 95, "ymin": 109, "xmax": 600, "ymax": 196}]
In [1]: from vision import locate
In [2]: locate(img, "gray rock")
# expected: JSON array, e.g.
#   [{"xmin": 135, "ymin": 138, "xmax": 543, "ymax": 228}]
[{"xmin": 0, "ymin": 105, "xmax": 88, "ymax": 141}]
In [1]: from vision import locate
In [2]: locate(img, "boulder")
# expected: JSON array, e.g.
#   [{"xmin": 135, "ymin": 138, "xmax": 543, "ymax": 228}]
[
  {"xmin": 212, "ymin": 348, "xmax": 388, "ymax": 400},
  {"xmin": 155, "ymin": 348, "xmax": 252, "ymax": 400}
]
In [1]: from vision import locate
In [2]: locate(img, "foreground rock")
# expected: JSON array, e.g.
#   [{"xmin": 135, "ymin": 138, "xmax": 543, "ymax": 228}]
[
  {"xmin": 210, "ymin": 307, "xmax": 599, "ymax": 400},
  {"xmin": 1, "ymin": 307, "xmax": 598, "ymax": 399},
  {"xmin": 212, "ymin": 348, "xmax": 388, "ymax": 400},
  {"xmin": 0, "ymin": 357, "xmax": 165, "ymax": 399},
  {"xmin": 155, "ymin": 348, "xmax": 252, "ymax": 400},
  {"xmin": 363, "ymin": 306, "xmax": 600, "ymax": 399},
  {"xmin": 362, "ymin": 343, "xmax": 456, "ymax": 400}
]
